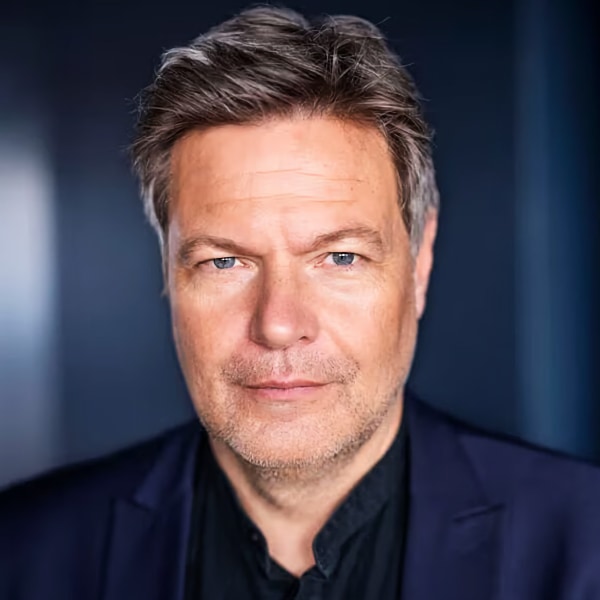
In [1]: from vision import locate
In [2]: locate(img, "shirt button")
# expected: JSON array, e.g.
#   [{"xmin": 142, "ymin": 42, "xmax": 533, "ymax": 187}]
[{"xmin": 250, "ymin": 531, "xmax": 260, "ymax": 543}]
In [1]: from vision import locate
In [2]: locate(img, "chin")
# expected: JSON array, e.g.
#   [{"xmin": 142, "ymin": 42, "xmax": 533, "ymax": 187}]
[
  {"xmin": 222, "ymin": 414, "xmax": 377, "ymax": 472},
  {"xmin": 194, "ymin": 380, "xmax": 394, "ymax": 470}
]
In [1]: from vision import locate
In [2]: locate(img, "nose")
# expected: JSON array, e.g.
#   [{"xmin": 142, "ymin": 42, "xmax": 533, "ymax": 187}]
[{"xmin": 249, "ymin": 267, "xmax": 318, "ymax": 350}]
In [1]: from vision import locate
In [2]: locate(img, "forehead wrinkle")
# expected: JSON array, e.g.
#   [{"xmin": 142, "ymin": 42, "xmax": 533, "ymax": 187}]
[
  {"xmin": 245, "ymin": 169, "xmax": 363, "ymax": 182},
  {"xmin": 199, "ymin": 195, "xmax": 362, "ymax": 208},
  {"xmin": 210, "ymin": 170, "xmax": 365, "ymax": 188},
  {"xmin": 196, "ymin": 170, "xmax": 371, "ymax": 208}
]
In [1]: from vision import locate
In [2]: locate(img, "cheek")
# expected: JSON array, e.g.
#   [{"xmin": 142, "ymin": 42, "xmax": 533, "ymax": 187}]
[
  {"xmin": 170, "ymin": 288, "xmax": 246, "ymax": 373},
  {"xmin": 324, "ymin": 272, "xmax": 415, "ymax": 364}
]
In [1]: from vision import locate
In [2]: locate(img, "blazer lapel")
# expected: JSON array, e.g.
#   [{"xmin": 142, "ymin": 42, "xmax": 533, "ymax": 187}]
[
  {"xmin": 101, "ymin": 424, "xmax": 201, "ymax": 600},
  {"xmin": 99, "ymin": 399, "xmax": 506, "ymax": 600},
  {"xmin": 401, "ymin": 397, "xmax": 506, "ymax": 600}
]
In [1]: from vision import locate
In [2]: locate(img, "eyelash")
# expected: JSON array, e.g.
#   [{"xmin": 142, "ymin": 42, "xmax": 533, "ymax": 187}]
[
  {"xmin": 196, "ymin": 252, "xmax": 362, "ymax": 270},
  {"xmin": 323, "ymin": 252, "xmax": 359, "ymax": 267}
]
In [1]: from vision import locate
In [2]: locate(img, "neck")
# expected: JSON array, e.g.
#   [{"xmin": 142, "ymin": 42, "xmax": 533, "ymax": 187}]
[{"xmin": 209, "ymin": 399, "xmax": 403, "ymax": 577}]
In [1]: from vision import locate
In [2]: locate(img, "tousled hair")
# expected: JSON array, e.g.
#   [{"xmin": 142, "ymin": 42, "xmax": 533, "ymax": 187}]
[{"xmin": 131, "ymin": 5, "xmax": 439, "ymax": 257}]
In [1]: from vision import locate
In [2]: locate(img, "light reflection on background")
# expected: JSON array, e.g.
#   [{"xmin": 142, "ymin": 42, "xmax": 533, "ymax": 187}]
[{"xmin": 0, "ymin": 28, "xmax": 59, "ymax": 482}]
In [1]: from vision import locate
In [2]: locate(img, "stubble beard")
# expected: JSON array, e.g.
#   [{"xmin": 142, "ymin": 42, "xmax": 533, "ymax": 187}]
[{"xmin": 196, "ymin": 355, "xmax": 405, "ymax": 501}]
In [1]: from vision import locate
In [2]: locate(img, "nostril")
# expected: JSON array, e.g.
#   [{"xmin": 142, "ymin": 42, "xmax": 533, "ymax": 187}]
[{"xmin": 250, "ymin": 296, "xmax": 318, "ymax": 350}]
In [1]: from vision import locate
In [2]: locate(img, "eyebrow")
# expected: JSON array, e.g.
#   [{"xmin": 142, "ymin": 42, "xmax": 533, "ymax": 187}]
[
  {"xmin": 177, "ymin": 235, "xmax": 248, "ymax": 266},
  {"xmin": 307, "ymin": 226, "xmax": 385, "ymax": 253},
  {"xmin": 176, "ymin": 226, "xmax": 385, "ymax": 266}
]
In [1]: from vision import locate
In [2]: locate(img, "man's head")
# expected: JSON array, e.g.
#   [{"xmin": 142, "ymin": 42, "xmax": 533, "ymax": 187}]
[{"xmin": 132, "ymin": 7, "xmax": 439, "ymax": 472}]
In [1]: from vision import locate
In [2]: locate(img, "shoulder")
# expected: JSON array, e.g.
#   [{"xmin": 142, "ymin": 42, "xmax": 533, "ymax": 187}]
[
  {"xmin": 420, "ymin": 399, "xmax": 600, "ymax": 542},
  {"xmin": 0, "ymin": 420, "xmax": 201, "ymax": 593},
  {"xmin": 410, "ymin": 396, "xmax": 600, "ymax": 585},
  {"xmin": 0, "ymin": 420, "xmax": 199, "ymax": 532},
  {"xmin": 454, "ymin": 411, "xmax": 600, "ymax": 501},
  {"xmin": 409, "ymin": 395, "xmax": 600, "ymax": 514},
  {"xmin": 451, "ymin": 410, "xmax": 600, "ymax": 585},
  {"xmin": 412, "ymin": 396, "xmax": 600, "ymax": 493}
]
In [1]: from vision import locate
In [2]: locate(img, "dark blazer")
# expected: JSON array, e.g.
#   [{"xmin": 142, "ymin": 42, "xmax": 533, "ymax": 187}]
[{"xmin": 1, "ymin": 395, "xmax": 600, "ymax": 600}]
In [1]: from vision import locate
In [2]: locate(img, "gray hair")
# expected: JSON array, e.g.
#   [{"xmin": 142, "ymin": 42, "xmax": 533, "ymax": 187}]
[{"xmin": 131, "ymin": 5, "xmax": 439, "ymax": 258}]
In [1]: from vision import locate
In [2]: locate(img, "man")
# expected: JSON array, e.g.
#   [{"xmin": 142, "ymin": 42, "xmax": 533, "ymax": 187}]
[{"xmin": 1, "ymin": 6, "xmax": 599, "ymax": 599}]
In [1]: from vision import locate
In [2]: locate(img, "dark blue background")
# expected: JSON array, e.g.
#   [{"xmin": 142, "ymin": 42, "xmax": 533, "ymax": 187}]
[{"xmin": 1, "ymin": 0, "xmax": 598, "ymax": 488}]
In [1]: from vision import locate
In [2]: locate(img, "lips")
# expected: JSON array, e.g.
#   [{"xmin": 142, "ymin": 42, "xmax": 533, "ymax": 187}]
[
  {"xmin": 246, "ymin": 380, "xmax": 324, "ymax": 389},
  {"xmin": 243, "ymin": 380, "xmax": 328, "ymax": 401}
]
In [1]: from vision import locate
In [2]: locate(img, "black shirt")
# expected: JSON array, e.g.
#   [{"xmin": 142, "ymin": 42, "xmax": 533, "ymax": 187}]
[{"xmin": 185, "ymin": 421, "xmax": 409, "ymax": 599}]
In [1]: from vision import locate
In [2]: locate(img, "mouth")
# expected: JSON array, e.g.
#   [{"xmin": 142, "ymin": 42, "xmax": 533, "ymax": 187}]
[{"xmin": 243, "ymin": 380, "xmax": 329, "ymax": 401}]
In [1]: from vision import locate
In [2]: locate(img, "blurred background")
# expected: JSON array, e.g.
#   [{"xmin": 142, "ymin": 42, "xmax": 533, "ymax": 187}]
[{"xmin": 0, "ymin": 0, "xmax": 598, "ymax": 489}]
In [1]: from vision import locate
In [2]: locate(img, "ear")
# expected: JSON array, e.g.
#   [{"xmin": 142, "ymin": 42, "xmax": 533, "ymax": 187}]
[{"xmin": 414, "ymin": 210, "xmax": 438, "ymax": 319}]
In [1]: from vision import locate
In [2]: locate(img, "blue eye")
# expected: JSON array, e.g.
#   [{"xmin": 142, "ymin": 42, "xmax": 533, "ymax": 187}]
[
  {"xmin": 212, "ymin": 257, "xmax": 237, "ymax": 269},
  {"xmin": 331, "ymin": 252, "xmax": 356, "ymax": 266}
]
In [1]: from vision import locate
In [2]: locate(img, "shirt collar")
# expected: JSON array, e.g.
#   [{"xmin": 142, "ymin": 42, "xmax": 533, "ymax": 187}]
[
  {"xmin": 209, "ymin": 417, "xmax": 407, "ymax": 580},
  {"xmin": 312, "ymin": 418, "xmax": 407, "ymax": 577}
]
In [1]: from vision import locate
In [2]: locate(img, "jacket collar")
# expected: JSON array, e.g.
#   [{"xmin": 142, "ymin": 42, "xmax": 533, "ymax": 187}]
[
  {"xmin": 101, "ymin": 395, "xmax": 506, "ymax": 600},
  {"xmin": 101, "ymin": 422, "xmax": 201, "ymax": 600},
  {"xmin": 401, "ymin": 393, "xmax": 506, "ymax": 600}
]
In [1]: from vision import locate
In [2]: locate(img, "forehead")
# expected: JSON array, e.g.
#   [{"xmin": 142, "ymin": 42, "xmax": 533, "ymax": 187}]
[
  {"xmin": 171, "ymin": 117, "xmax": 397, "ymax": 209},
  {"xmin": 167, "ymin": 118, "xmax": 405, "ymax": 257}
]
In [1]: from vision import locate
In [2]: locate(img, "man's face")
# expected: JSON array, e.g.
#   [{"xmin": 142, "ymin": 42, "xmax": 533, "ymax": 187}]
[{"xmin": 168, "ymin": 117, "xmax": 433, "ymax": 469}]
